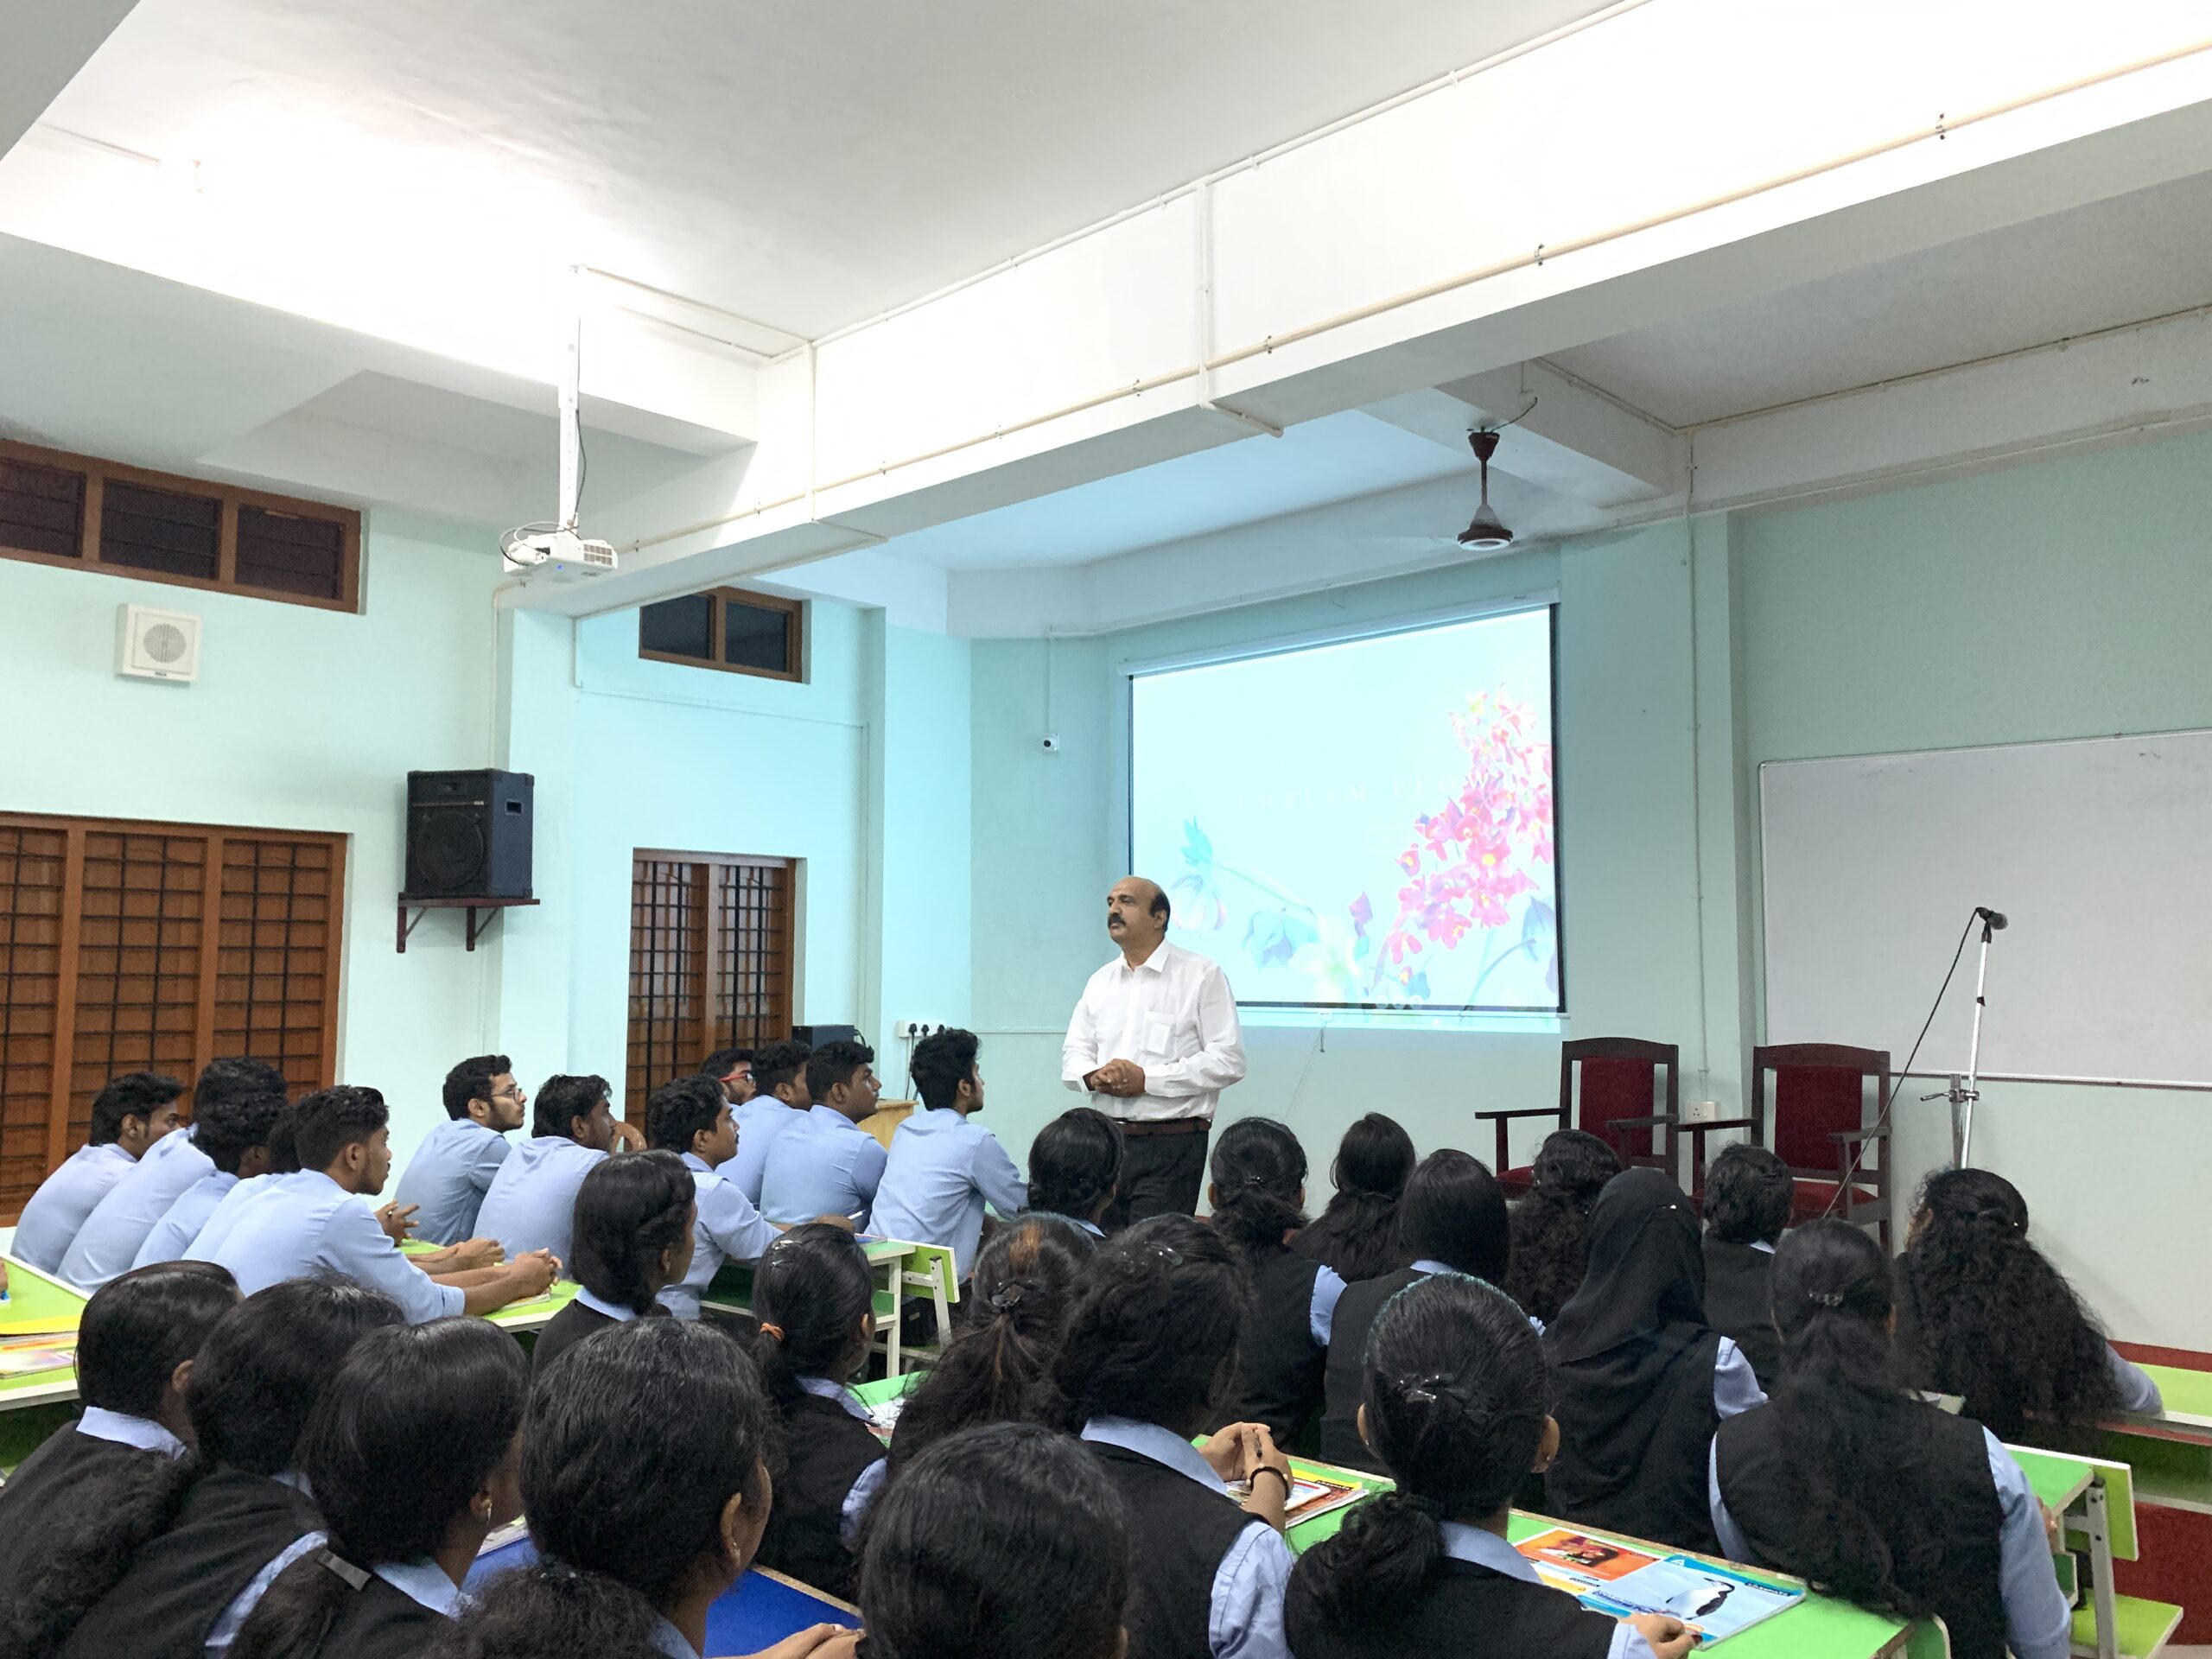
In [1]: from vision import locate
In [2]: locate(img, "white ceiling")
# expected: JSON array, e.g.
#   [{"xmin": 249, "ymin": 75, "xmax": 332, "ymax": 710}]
[
  {"xmin": 1551, "ymin": 168, "xmax": 2212, "ymax": 429},
  {"xmin": 24, "ymin": 0, "xmax": 1616, "ymax": 340}
]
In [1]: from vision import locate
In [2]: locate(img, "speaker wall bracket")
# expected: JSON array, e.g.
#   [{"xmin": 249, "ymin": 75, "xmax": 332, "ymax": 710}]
[{"xmin": 397, "ymin": 895, "xmax": 540, "ymax": 954}]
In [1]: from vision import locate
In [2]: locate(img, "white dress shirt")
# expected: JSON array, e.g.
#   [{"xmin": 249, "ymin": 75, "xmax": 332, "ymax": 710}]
[{"xmin": 1061, "ymin": 940, "xmax": 1246, "ymax": 1123}]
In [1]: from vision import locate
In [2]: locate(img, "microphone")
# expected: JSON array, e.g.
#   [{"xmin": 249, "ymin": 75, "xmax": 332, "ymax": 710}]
[{"xmin": 1974, "ymin": 906, "xmax": 2009, "ymax": 931}]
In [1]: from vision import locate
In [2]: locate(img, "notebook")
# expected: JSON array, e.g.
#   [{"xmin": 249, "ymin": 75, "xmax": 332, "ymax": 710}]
[{"xmin": 1516, "ymin": 1527, "xmax": 1802, "ymax": 1643}]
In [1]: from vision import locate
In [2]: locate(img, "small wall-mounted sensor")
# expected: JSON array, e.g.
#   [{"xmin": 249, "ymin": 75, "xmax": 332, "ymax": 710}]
[{"xmin": 1040, "ymin": 734, "xmax": 1062, "ymax": 753}]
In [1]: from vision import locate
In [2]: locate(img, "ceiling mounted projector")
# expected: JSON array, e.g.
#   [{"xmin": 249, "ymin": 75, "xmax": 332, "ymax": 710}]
[{"xmin": 1457, "ymin": 429, "xmax": 1513, "ymax": 550}]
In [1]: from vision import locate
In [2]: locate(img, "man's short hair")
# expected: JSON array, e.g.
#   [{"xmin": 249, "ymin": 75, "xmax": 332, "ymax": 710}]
[
  {"xmin": 88, "ymin": 1072, "xmax": 182, "ymax": 1144},
  {"xmin": 534, "ymin": 1074, "xmax": 612, "ymax": 1140},
  {"xmin": 909, "ymin": 1029, "xmax": 981, "ymax": 1113},
  {"xmin": 1147, "ymin": 882, "xmax": 1171, "ymax": 924},
  {"xmin": 752, "ymin": 1040, "xmax": 812, "ymax": 1098},
  {"xmin": 1704, "ymin": 1142, "xmax": 1795, "ymax": 1245},
  {"xmin": 804, "ymin": 1039, "xmax": 875, "ymax": 1105},
  {"xmin": 293, "ymin": 1086, "xmax": 390, "ymax": 1173},
  {"xmin": 647, "ymin": 1075, "xmax": 727, "ymax": 1155},
  {"xmin": 700, "ymin": 1047, "xmax": 754, "ymax": 1079},
  {"xmin": 193, "ymin": 1058, "xmax": 287, "ymax": 1118},
  {"xmin": 191, "ymin": 1086, "xmax": 288, "ymax": 1175},
  {"xmin": 442, "ymin": 1054, "xmax": 513, "ymax": 1121}
]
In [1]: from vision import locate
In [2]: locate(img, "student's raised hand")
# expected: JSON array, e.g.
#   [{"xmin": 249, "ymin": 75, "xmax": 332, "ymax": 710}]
[
  {"xmin": 1626, "ymin": 1612, "xmax": 1698, "ymax": 1657},
  {"xmin": 508, "ymin": 1249, "xmax": 559, "ymax": 1298},
  {"xmin": 452, "ymin": 1236, "xmax": 505, "ymax": 1269},
  {"xmin": 375, "ymin": 1201, "xmax": 420, "ymax": 1243},
  {"xmin": 740, "ymin": 1621, "xmax": 861, "ymax": 1659}
]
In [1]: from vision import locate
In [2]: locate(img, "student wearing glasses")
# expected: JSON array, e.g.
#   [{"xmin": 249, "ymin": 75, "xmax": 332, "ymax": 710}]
[{"xmin": 393, "ymin": 1056, "xmax": 531, "ymax": 1246}]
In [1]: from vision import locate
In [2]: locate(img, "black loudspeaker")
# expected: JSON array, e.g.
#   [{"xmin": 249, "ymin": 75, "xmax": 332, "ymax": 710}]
[
  {"xmin": 791, "ymin": 1025, "xmax": 861, "ymax": 1049},
  {"xmin": 404, "ymin": 770, "xmax": 534, "ymax": 899}
]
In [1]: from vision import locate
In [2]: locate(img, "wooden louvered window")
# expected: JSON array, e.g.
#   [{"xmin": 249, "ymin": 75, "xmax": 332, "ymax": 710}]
[
  {"xmin": 0, "ymin": 813, "xmax": 345, "ymax": 1222},
  {"xmin": 0, "ymin": 440, "xmax": 359, "ymax": 613},
  {"xmin": 626, "ymin": 852, "xmax": 794, "ymax": 1117}
]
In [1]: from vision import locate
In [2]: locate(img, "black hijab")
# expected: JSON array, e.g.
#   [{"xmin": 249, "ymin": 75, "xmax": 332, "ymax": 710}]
[{"xmin": 1541, "ymin": 1167, "xmax": 1725, "ymax": 1553}]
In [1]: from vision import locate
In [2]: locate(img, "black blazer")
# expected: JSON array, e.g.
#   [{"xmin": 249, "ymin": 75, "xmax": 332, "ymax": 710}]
[
  {"xmin": 754, "ymin": 1390, "xmax": 884, "ymax": 1599},
  {"xmin": 531, "ymin": 1298, "xmax": 668, "ymax": 1376},
  {"xmin": 1702, "ymin": 1236, "xmax": 1783, "ymax": 1389},
  {"xmin": 0, "ymin": 1426, "xmax": 159, "ymax": 1595}
]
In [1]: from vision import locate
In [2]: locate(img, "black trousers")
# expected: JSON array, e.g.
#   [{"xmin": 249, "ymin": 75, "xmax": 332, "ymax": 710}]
[{"xmin": 1102, "ymin": 1122, "xmax": 1211, "ymax": 1232}]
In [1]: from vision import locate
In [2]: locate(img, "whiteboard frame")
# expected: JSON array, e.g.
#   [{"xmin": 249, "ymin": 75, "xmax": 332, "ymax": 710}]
[{"xmin": 1757, "ymin": 726, "xmax": 2212, "ymax": 1095}]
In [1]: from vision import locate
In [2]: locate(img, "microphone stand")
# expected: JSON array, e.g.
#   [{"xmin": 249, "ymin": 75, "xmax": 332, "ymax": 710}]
[{"xmin": 1949, "ymin": 912, "xmax": 1999, "ymax": 1166}]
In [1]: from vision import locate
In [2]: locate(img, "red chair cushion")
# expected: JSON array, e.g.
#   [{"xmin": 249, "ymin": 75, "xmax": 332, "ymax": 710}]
[
  {"xmin": 1770, "ymin": 1065, "xmax": 1866, "ymax": 1172},
  {"xmin": 1574, "ymin": 1058, "xmax": 1658, "ymax": 1160},
  {"xmin": 1498, "ymin": 1165, "xmax": 1535, "ymax": 1200}
]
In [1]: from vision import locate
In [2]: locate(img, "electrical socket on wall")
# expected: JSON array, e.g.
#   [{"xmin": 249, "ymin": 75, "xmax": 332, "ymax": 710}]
[
  {"xmin": 894, "ymin": 1020, "xmax": 949, "ymax": 1041},
  {"xmin": 1684, "ymin": 1098, "xmax": 1719, "ymax": 1123}
]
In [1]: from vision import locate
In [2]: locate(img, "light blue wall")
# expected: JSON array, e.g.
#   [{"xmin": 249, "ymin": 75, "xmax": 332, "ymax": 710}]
[{"xmin": 0, "ymin": 513, "xmax": 502, "ymax": 1169}]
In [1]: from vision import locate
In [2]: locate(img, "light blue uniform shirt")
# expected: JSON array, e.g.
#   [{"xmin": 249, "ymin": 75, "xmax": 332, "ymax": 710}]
[
  {"xmin": 211, "ymin": 1171, "xmax": 463, "ymax": 1325},
  {"xmin": 1306, "ymin": 1263, "xmax": 1350, "ymax": 1346},
  {"xmin": 1710, "ymin": 1424, "xmax": 2071, "ymax": 1659},
  {"xmin": 726, "ymin": 1100, "xmax": 806, "ymax": 1206},
  {"xmin": 1080, "ymin": 1416, "xmax": 1294, "ymax": 1659},
  {"xmin": 10, "ymin": 1141, "xmax": 136, "ymax": 1271},
  {"xmin": 657, "ymin": 1152, "xmax": 779, "ymax": 1320},
  {"xmin": 393, "ymin": 1118, "xmax": 514, "ymax": 1245},
  {"xmin": 648, "ymin": 1617, "xmax": 702, "ymax": 1659},
  {"xmin": 760, "ymin": 1106, "xmax": 888, "ymax": 1228},
  {"xmin": 474, "ymin": 1135, "xmax": 607, "ymax": 1265},
  {"xmin": 133, "ymin": 1171, "xmax": 239, "ymax": 1268},
  {"xmin": 797, "ymin": 1376, "xmax": 888, "ymax": 1546},
  {"xmin": 867, "ymin": 1107, "xmax": 1028, "ymax": 1279},
  {"xmin": 60, "ymin": 1127, "xmax": 212, "ymax": 1288},
  {"xmin": 2108, "ymin": 1344, "xmax": 2164, "ymax": 1414},
  {"xmin": 77, "ymin": 1405, "xmax": 186, "ymax": 1458},
  {"xmin": 184, "ymin": 1170, "xmax": 289, "ymax": 1260},
  {"xmin": 1437, "ymin": 1522, "xmax": 1663, "ymax": 1658},
  {"xmin": 373, "ymin": 1557, "xmax": 464, "ymax": 1618}
]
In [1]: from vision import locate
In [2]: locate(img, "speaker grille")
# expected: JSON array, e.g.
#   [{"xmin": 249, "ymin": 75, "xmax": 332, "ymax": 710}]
[{"xmin": 410, "ymin": 811, "xmax": 486, "ymax": 893}]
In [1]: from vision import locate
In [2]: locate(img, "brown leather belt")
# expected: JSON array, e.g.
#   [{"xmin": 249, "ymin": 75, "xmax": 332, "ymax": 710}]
[{"xmin": 1116, "ymin": 1117, "xmax": 1210, "ymax": 1137}]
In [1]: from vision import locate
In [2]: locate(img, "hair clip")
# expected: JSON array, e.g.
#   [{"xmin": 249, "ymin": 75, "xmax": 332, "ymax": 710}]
[
  {"xmin": 317, "ymin": 1549, "xmax": 370, "ymax": 1591},
  {"xmin": 986, "ymin": 1283, "xmax": 1026, "ymax": 1313},
  {"xmin": 757, "ymin": 1321, "xmax": 786, "ymax": 1343},
  {"xmin": 1808, "ymin": 1290, "xmax": 1846, "ymax": 1308},
  {"xmin": 1143, "ymin": 1243, "xmax": 1184, "ymax": 1268}
]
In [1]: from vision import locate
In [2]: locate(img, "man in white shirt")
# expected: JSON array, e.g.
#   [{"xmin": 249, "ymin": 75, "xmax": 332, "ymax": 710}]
[{"xmin": 1061, "ymin": 875, "xmax": 1245, "ymax": 1228}]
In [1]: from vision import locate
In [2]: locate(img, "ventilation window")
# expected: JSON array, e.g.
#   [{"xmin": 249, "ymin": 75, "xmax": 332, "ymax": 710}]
[
  {"xmin": 99, "ymin": 481, "xmax": 222, "ymax": 582},
  {"xmin": 235, "ymin": 506, "xmax": 346, "ymax": 601},
  {"xmin": 639, "ymin": 587, "xmax": 803, "ymax": 683},
  {"xmin": 0, "ymin": 455, "xmax": 87, "ymax": 560}
]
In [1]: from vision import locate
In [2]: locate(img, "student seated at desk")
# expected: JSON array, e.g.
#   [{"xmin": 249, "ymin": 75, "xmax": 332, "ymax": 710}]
[
  {"xmin": 861, "ymin": 1421, "xmax": 1131, "ymax": 1659},
  {"xmin": 1894, "ymin": 1166, "xmax": 2161, "ymax": 1440},
  {"xmin": 230, "ymin": 1319, "xmax": 526, "ymax": 1659},
  {"xmin": 887, "ymin": 1213, "xmax": 1096, "ymax": 1478},
  {"xmin": 1, "ymin": 1279, "xmax": 403, "ymax": 1659},
  {"xmin": 474, "ymin": 1072, "xmax": 644, "ymax": 1264},
  {"xmin": 645, "ymin": 1076, "xmax": 780, "ymax": 1321},
  {"xmin": 1291, "ymin": 1112, "xmax": 1415, "ymax": 1284},
  {"xmin": 748, "ymin": 1225, "xmax": 886, "ymax": 1599},
  {"xmin": 1022, "ymin": 1105, "xmax": 1124, "ymax": 1237},
  {"xmin": 211, "ymin": 1085, "xmax": 557, "ymax": 1322},
  {"xmin": 531, "ymin": 1151, "xmax": 694, "ymax": 1376},
  {"xmin": 391, "ymin": 1053, "xmax": 528, "ymax": 1246},
  {"xmin": 869, "ymin": 1028, "xmax": 1027, "ymax": 1281},
  {"xmin": 0, "ymin": 1262, "xmax": 239, "ymax": 1597},
  {"xmin": 1699, "ymin": 1143, "xmax": 1791, "ymax": 1389},
  {"xmin": 1287, "ymin": 1272, "xmax": 1694, "ymax": 1659},
  {"xmin": 759, "ymin": 1040, "xmax": 887, "ymax": 1228},
  {"xmin": 433, "ymin": 1319, "xmax": 855, "ymax": 1659},
  {"xmin": 1208, "ymin": 1118, "xmax": 1344, "ymax": 1448},
  {"xmin": 62, "ymin": 1058, "xmax": 285, "ymax": 1291},
  {"xmin": 727, "ymin": 1039, "xmax": 814, "ymax": 1206},
  {"xmin": 1503, "ymin": 1129, "xmax": 1618, "ymax": 1326},
  {"xmin": 182, "ymin": 1105, "xmax": 303, "ymax": 1261},
  {"xmin": 12, "ymin": 1070, "xmax": 184, "ymax": 1272},
  {"xmin": 702, "ymin": 1046, "xmax": 757, "ymax": 1104},
  {"xmin": 1054, "ymin": 1214, "xmax": 1295, "ymax": 1659},
  {"xmin": 1542, "ymin": 1169, "xmax": 1766, "ymax": 1555},
  {"xmin": 1711, "ymin": 1220, "xmax": 2072, "ymax": 1659},
  {"xmin": 132, "ymin": 1086, "xmax": 287, "ymax": 1269},
  {"xmin": 1321, "ymin": 1149, "xmax": 1514, "ymax": 1471}
]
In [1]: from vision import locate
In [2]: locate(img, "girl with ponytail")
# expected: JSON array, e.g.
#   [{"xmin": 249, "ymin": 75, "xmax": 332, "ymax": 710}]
[
  {"xmin": 748, "ymin": 1224, "xmax": 884, "ymax": 1599},
  {"xmin": 1896, "ymin": 1167, "xmax": 2153, "ymax": 1441},
  {"xmin": 231, "ymin": 1319, "xmax": 526, "ymax": 1659},
  {"xmin": 1503, "ymin": 1129, "xmax": 1619, "ymax": 1326},
  {"xmin": 1287, "ymin": 1272, "xmax": 1693, "ymax": 1659},
  {"xmin": 1711, "ymin": 1219, "xmax": 2072, "ymax": 1659},
  {"xmin": 430, "ymin": 1319, "xmax": 854, "ymax": 1659},
  {"xmin": 1205, "ymin": 1117, "xmax": 1345, "ymax": 1446},
  {"xmin": 1292, "ymin": 1113, "xmax": 1415, "ymax": 1283},
  {"xmin": 886, "ymin": 1214, "xmax": 1095, "ymax": 1476},
  {"xmin": 4, "ymin": 1278, "xmax": 403, "ymax": 1659}
]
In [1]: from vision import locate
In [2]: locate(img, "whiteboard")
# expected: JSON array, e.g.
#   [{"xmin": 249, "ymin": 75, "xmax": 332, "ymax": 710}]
[{"xmin": 1760, "ymin": 730, "xmax": 2212, "ymax": 1090}]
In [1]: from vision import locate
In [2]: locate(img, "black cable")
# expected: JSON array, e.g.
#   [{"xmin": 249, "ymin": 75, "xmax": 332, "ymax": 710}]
[{"xmin": 1820, "ymin": 907, "xmax": 1980, "ymax": 1224}]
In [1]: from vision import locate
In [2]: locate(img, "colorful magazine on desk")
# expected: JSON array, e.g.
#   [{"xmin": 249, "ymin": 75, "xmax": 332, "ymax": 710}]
[
  {"xmin": 1516, "ymin": 1528, "xmax": 1802, "ymax": 1643},
  {"xmin": 1224, "ymin": 1469, "xmax": 1365, "ymax": 1527}
]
